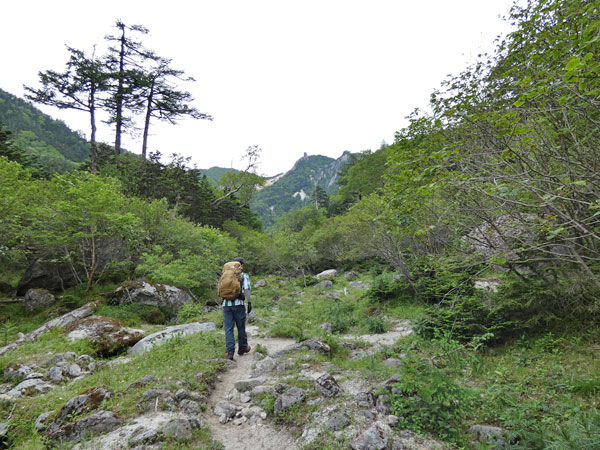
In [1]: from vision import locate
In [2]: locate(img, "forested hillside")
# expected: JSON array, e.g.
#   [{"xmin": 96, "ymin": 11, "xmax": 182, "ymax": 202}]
[
  {"xmin": 1, "ymin": 2, "xmax": 600, "ymax": 449},
  {"xmin": 250, "ymin": 152, "xmax": 351, "ymax": 227},
  {"xmin": 0, "ymin": 89, "xmax": 88, "ymax": 172}
]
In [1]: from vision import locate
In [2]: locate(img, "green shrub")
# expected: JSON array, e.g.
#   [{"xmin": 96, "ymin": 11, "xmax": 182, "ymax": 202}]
[
  {"xmin": 389, "ymin": 357, "xmax": 474, "ymax": 443},
  {"xmin": 367, "ymin": 272, "xmax": 406, "ymax": 302},
  {"xmin": 270, "ymin": 319, "xmax": 305, "ymax": 341},
  {"xmin": 543, "ymin": 409, "xmax": 600, "ymax": 450},
  {"xmin": 361, "ymin": 315, "xmax": 386, "ymax": 334},
  {"xmin": 322, "ymin": 301, "xmax": 356, "ymax": 334},
  {"xmin": 177, "ymin": 302, "xmax": 206, "ymax": 323}
]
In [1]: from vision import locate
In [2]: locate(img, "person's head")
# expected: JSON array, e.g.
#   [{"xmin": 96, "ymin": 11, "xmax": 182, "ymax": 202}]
[{"xmin": 233, "ymin": 257, "xmax": 244, "ymax": 266}]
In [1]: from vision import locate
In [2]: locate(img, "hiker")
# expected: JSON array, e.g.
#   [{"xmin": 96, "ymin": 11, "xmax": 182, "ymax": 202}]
[{"xmin": 221, "ymin": 257, "xmax": 252, "ymax": 360}]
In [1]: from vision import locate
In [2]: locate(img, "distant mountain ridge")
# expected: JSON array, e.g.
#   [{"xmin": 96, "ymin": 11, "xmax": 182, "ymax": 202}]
[
  {"xmin": 0, "ymin": 88, "xmax": 89, "ymax": 171},
  {"xmin": 249, "ymin": 151, "xmax": 352, "ymax": 227}
]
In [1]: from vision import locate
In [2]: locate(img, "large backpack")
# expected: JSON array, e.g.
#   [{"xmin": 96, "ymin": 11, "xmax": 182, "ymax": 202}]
[{"xmin": 217, "ymin": 261, "xmax": 243, "ymax": 300}]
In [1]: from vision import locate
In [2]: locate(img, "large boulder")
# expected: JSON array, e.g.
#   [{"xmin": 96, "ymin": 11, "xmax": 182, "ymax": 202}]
[
  {"xmin": 64, "ymin": 316, "xmax": 145, "ymax": 356},
  {"xmin": 316, "ymin": 269, "xmax": 338, "ymax": 280},
  {"xmin": 112, "ymin": 281, "xmax": 192, "ymax": 310},
  {"xmin": 127, "ymin": 322, "xmax": 216, "ymax": 356},
  {"xmin": 17, "ymin": 238, "xmax": 130, "ymax": 295},
  {"xmin": 23, "ymin": 289, "xmax": 55, "ymax": 311}
]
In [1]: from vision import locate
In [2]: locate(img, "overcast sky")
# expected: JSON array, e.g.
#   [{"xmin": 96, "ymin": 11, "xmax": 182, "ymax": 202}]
[{"xmin": 3, "ymin": 1, "xmax": 514, "ymax": 177}]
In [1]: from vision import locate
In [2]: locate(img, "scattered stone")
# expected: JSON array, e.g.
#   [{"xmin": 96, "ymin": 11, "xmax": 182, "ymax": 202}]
[
  {"xmin": 274, "ymin": 387, "xmax": 306, "ymax": 411},
  {"xmin": 348, "ymin": 281, "xmax": 370, "ymax": 289},
  {"xmin": 316, "ymin": 269, "xmax": 338, "ymax": 280},
  {"xmin": 219, "ymin": 414, "xmax": 228, "ymax": 424},
  {"xmin": 382, "ymin": 358, "xmax": 403, "ymax": 368},
  {"xmin": 54, "ymin": 387, "xmax": 112, "ymax": 424},
  {"xmin": 326, "ymin": 411, "xmax": 351, "ymax": 431},
  {"xmin": 344, "ymin": 271, "xmax": 359, "ymax": 280},
  {"xmin": 23, "ymin": 288, "xmax": 55, "ymax": 311},
  {"xmin": 355, "ymin": 392, "xmax": 375, "ymax": 408},
  {"xmin": 247, "ymin": 310, "xmax": 260, "ymax": 323},
  {"xmin": 350, "ymin": 421, "xmax": 393, "ymax": 450},
  {"xmin": 318, "ymin": 280, "xmax": 333, "ymax": 289},
  {"xmin": 175, "ymin": 389, "xmax": 188, "ymax": 402},
  {"xmin": 179, "ymin": 399, "xmax": 201, "ymax": 414},
  {"xmin": 129, "ymin": 428, "xmax": 159, "ymax": 447},
  {"xmin": 385, "ymin": 415, "xmax": 400, "ymax": 427},
  {"xmin": 240, "ymin": 393, "xmax": 251, "ymax": 403},
  {"xmin": 376, "ymin": 395, "xmax": 391, "ymax": 415},
  {"xmin": 213, "ymin": 400, "xmax": 237, "ymax": 418},
  {"xmin": 25, "ymin": 372, "xmax": 44, "ymax": 380},
  {"xmin": 7, "ymin": 379, "xmax": 53, "ymax": 397},
  {"xmin": 314, "ymin": 373, "xmax": 341, "ymax": 397},
  {"xmin": 67, "ymin": 363, "xmax": 82, "ymax": 377},
  {"xmin": 161, "ymin": 417, "xmax": 199, "ymax": 442},
  {"xmin": 254, "ymin": 279, "xmax": 267, "ymax": 288},
  {"xmin": 319, "ymin": 323, "xmax": 332, "ymax": 333},
  {"xmin": 4, "ymin": 364, "xmax": 32, "ymax": 381},
  {"xmin": 250, "ymin": 357, "xmax": 277, "ymax": 377},
  {"xmin": 47, "ymin": 410, "xmax": 123, "ymax": 443},
  {"xmin": 48, "ymin": 366, "xmax": 64, "ymax": 382},
  {"xmin": 326, "ymin": 290, "xmax": 343, "ymax": 300},
  {"xmin": 35, "ymin": 412, "xmax": 52, "ymax": 432},
  {"xmin": 470, "ymin": 424, "xmax": 508, "ymax": 447},
  {"xmin": 234, "ymin": 377, "xmax": 266, "ymax": 392}
]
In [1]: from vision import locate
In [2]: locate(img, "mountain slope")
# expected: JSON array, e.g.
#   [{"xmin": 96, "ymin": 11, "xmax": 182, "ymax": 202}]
[
  {"xmin": 250, "ymin": 152, "xmax": 352, "ymax": 227},
  {"xmin": 0, "ymin": 88, "xmax": 89, "ymax": 171}
]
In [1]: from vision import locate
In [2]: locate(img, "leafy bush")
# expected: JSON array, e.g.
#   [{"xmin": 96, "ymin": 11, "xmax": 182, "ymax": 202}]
[
  {"xmin": 543, "ymin": 409, "xmax": 600, "ymax": 450},
  {"xmin": 177, "ymin": 302, "xmax": 206, "ymax": 323},
  {"xmin": 322, "ymin": 301, "xmax": 356, "ymax": 334},
  {"xmin": 367, "ymin": 272, "xmax": 407, "ymax": 302},
  {"xmin": 270, "ymin": 319, "xmax": 305, "ymax": 341},
  {"xmin": 389, "ymin": 353, "xmax": 474, "ymax": 443}
]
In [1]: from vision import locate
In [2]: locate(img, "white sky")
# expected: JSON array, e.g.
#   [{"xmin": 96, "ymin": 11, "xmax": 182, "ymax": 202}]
[{"xmin": 2, "ymin": 1, "xmax": 514, "ymax": 177}]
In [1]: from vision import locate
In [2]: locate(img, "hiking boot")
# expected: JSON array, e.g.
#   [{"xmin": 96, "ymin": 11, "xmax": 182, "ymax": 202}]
[
  {"xmin": 238, "ymin": 345, "xmax": 251, "ymax": 355},
  {"xmin": 226, "ymin": 351, "xmax": 235, "ymax": 360}
]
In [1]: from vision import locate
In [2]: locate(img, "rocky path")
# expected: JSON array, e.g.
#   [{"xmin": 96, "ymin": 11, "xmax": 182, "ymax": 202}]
[{"xmin": 203, "ymin": 325, "xmax": 300, "ymax": 450}]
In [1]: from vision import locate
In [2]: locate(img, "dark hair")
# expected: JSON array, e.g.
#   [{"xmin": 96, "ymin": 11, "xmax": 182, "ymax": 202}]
[{"xmin": 233, "ymin": 257, "xmax": 244, "ymax": 264}]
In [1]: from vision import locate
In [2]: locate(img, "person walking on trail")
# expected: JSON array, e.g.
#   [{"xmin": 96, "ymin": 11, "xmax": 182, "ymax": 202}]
[{"xmin": 222, "ymin": 257, "xmax": 252, "ymax": 360}]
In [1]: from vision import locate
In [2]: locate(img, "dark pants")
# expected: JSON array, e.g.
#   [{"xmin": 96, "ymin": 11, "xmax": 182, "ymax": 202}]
[{"xmin": 223, "ymin": 305, "xmax": 247, "ymax": 353}]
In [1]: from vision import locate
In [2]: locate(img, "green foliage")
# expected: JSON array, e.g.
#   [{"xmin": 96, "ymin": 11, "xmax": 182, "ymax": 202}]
[
  {"xmin": 367, "ymin": 272, "xmax": 407, "ymax": 302},
  {"xmin": 322, "ymin": 301, "xmax": 357, "ymax": 334},
  {"xmin": 177, "ymin": 302, "xmax": 206, "ymax": 324},
  {"xmin": 96, "ymin": 304, "xmax": 168, "ymax": 327},
  {"xmin": 0, "ymin": 88, "xmax": 89, "ymax": 163},
  {"xmin": 389, "ymin": 335, "xmax": 475, "ymax": 443},
  {"xmin": 543, "ymin": 409, "xmax": 600, "ymax": 450}
]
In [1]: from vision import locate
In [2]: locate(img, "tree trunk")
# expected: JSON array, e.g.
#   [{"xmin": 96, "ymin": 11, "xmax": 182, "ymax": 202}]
[
  {"xmin": 114, "ymin": 24, "xmax": 126, "ymax": 155},
  {"xmin": 141, "ymin": 82, "xmax": 155, "ymax": 159},
  {"xmin": 89, "ymin": 88, "xmax": 98, "ymax": 173}
]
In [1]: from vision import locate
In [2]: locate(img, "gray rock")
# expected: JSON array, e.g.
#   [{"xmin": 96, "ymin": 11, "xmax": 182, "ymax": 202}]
[
  {"xmin": 382, "ymin": 358, "xmax": 403, "ymax": 368},
  {"xmin": 7, "ymin": 379, "xmax": 53, "ymax": 397},
  {"xmin": 376, "ymin": 395, "xmax": 391, "ymax": 415},
  {"xmin": 385, "ymin": 415, "xmax": 400, "ymax": 427},
  {"xmin": 113, "ymin": 281, "xmax": 193, "ymax": 310},
  {"xmin": 344, "ymin": 271, "xmax": 359, "ymax": 280},
  {"xmin": 161, "ymin": 417, "xmax": 199, "ymax": 442},
  {"xmin": 251, "ymin": 385, "xmax": 274, "ymax": 396},
  {"xmin": 319, "ymin": 323, "xmax": 333, "ymax": 333},
  {"xmin": 326, "ymin": 290, "xmax": 343, "ymax": 300},
  {"xmin": 316, "ymin": 269, "xmax": 338, "ymax": 280},
  {"xmin": 314, "ymin": 373, "xmax": 341, "ymax": 397},
  {"xmin": 180, "ymin": 399, "xmax": 201, "ymax": 414},
  {"xmin": 129, "ymin": 428, "xmax": 158, "ymax": 446},
  {"xmin": 274, "ymin": 387, "xmax": 306, "ymax": 411},
  {"xmin": 4, "ymin": 364, "xmax": 32, "ymax": 381},
  {"xmin": 247, "ymin": 310, "xmax": 260, "ymax": 323},
  {"xmin": 350, "ymin": 421, "xmax": 392, "ymax": 450},
  {"xmin": 65, "ymin": 316, "xmax": 145, "ymax": 356},
  {"xmin": 326, "ymin": 412, "xmax": 351, "ymax": 431},
  {"xmin": 0, "ymin": 421, "xmax": 8, "ymax": 438},
  {"xmin": 318, "ymin": 280, "xmax": 333, "ymax": 289},
  {"xmin": 48, "ymin": 366, "xmax": 64, "ymax": 382},
  {"xmin": 55, "ymin": 387, "xmax": 111, "ymax": 423},
  {"xmin": 127, "ymin": 322, "xmax": 216, "ymax": 355},
  {"xmin": 254, "ymin": 279, "xmax": 267, "ymax": 287},
  {"xmin": 234, "ymin": 377, "xmax": 266, "ymax": 392},
  {"xmin": 175, "ymin": 389, "xmax": 188, "ymax": 402},
  {"xmin": 35, "ymin": 412, "xmax": 52, "ymax": 432},
  {"xmin": 67, "ymin": 363, "xmax": 82, "ymax": 377},
  {"xmin": 355, "ymin": 392, "xmax": 375, "ymax": 408},
  {"xmin": 48, "ymin": 410, "xmax": 123, "ymax": 443},
  {"xmin": 213, "ymin": 400, "xmax": 237, "ymax": 418},
  {"xmin": 470, "ymin": 424, "xmax": 508, "ymax": 447},
  {"xmin": 348, "ymin": 281, "xmax": 370, "ymax": 289},
  {"xmin": 23, "ymin": 288, "xmax": 55, "ymax": 311},
  {"xmin": 357, "ymin": 410, "xmax": 375, "ymax": 422},
  {"xmin": 250, "ymin": 357, "xmax": 277, "ymax": 377}
]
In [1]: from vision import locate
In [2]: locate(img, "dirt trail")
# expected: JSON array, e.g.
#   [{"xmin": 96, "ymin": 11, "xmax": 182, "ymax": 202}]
[{"xmin": 203, "ymin": 325, "xmax": 300, "ymax": 450}]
